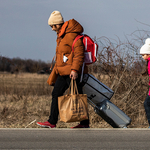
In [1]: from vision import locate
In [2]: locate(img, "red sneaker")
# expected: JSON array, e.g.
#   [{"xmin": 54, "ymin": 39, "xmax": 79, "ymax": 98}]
[
  {"xmin": 36, "ymin": 121, "xmax": 56, "ymax": 128},
  {"xmin": 71, "ymin": 124, "xmax": 90, "ymax": 128}
]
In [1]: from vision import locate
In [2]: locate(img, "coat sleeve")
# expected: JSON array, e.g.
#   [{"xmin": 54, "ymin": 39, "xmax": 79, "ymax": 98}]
[
  {"xmin": 71, "ymin": 38, "xmax": 84, "ymax": 72},
  {"xmin": 47, "ymin": 65, "xmax": 58, "ymax": 86}
]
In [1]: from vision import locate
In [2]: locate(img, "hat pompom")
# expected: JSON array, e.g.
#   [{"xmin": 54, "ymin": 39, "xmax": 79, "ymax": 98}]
[{"xmin": 145, "ymin": 38, "xmax": 150, "ymax": 45}]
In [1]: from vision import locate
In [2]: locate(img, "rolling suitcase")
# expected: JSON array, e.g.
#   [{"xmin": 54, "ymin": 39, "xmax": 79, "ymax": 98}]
[
  {"xmin": 82, "ymin": 74, "xmax": 114, "ymax": 104},
  {"xmin": 88, "ymin": 98, "xmax": 131, "ymax": 128}
]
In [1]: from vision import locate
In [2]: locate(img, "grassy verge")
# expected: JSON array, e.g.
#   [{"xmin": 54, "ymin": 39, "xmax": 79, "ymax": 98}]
[{"xmin": 0, "ymin": 72, "xmax": 148, "ymax": 128}]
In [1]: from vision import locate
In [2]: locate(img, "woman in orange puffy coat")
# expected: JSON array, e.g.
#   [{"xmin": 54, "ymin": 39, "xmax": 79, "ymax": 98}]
[{"xmin": 37, "ymin": 10, "xmax": 89, "ymax": 128}]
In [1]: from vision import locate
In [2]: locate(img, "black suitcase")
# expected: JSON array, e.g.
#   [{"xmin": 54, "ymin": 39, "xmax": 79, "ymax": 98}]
[{"xmin": 88, "ymin": 98, "xmax": 131, "ymax": 128}]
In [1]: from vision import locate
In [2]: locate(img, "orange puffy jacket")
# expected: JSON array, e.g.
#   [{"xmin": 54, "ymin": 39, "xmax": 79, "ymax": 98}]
[{"xmin": 47, "ymin": 19, "xmax": 88, "ymax": 85}]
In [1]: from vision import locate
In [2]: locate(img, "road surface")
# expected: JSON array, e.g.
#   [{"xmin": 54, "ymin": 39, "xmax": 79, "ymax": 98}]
[{"xmin": 0, "ymin": 128, "xmax": 150, "ymax": 149}]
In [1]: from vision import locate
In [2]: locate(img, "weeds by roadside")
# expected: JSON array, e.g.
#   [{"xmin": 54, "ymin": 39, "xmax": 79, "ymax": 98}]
[{"xmin": 0, "ymin": 71, "xmax": 149, "ymax": 128}]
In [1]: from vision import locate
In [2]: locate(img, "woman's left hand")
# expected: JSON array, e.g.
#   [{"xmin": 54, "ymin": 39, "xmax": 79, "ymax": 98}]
[{"xmin": 70, "ymin": 70, "xmax": 78, "ymax": 80}]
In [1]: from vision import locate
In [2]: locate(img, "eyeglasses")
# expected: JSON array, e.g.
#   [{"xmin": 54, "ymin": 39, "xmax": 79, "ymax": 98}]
[{"xmin": 50, "ymin": 25, "xmax": 57, "ymax": 28}]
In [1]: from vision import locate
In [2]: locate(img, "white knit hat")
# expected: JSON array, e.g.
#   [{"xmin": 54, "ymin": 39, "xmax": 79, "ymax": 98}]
[
  {"xmin": 140, "ymin": 38, "xmax": 150, "ymax": 54},
  {"xmin": 48, "ymin": 10, "xmax": 64, "ymax": 26}
]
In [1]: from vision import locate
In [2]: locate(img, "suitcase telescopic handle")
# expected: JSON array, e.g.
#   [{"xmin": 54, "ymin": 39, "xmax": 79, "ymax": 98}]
[{"xmin": 87, "ymin": 98, "xmax": 99, "ymax": 110}]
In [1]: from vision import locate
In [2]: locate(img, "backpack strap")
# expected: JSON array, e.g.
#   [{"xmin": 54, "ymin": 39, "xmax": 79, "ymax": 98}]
[{"xmin": 72, "ymin": 34, "xmax": 84, "ymax": 52}]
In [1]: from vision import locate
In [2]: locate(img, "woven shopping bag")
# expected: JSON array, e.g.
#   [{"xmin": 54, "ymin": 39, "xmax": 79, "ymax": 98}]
[{"xmin": 58, "ymin": 79, "xmax": 88, "ymax": 123}]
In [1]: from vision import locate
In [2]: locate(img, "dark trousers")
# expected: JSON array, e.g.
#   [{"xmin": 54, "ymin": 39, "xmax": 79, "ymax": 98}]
[
  {"xmin": 144, "ymin": 95, "xmax": 150, "ymax": 125},
  {"xmin": 48, "ymin": 74, "xmax": 89, "ymax": 125}
]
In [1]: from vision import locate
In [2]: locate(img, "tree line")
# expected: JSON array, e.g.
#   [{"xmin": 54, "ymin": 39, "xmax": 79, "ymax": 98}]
[{"xmin": 0, "ymin": 56, "xmax": 51, "ymax": 74}]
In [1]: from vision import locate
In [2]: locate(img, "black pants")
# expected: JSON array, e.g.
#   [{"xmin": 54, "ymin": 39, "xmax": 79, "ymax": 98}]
[
  {"xmin": 48, "ymin": 74, "xmax": 89, "ymax": 125},
  {"xmin": 144, "ymin": 95, "xmax": 150, "ymax": 125}
]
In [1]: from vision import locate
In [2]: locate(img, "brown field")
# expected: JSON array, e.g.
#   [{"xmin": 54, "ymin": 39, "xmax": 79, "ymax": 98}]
[{"xmin": 0, "ymin": 72, "xmax": 149, "ymax": 128}]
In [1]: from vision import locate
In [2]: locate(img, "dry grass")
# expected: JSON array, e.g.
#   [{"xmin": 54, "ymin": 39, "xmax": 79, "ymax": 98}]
[
  {"xmin": 0, "ymin": 72, "xmax": 149, "ymax": 128},
  {"xmin": 92, "ymin": 72, "xmax": 149, "ymax": 128},
  {"xmin": 0, "ymin": 72, "xmax": 52, "ymax": 96}
]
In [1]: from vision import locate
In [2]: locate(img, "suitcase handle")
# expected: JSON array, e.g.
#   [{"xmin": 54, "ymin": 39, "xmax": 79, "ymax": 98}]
[{"xmin": 87, "ymin": 98, "xmax": 100, "ymax": 110}]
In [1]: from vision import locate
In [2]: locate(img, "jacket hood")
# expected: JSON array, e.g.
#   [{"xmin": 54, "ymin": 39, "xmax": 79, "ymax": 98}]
[{"xmin": 58, "ymin": 19, "xmax": 83, "ymax": 37}]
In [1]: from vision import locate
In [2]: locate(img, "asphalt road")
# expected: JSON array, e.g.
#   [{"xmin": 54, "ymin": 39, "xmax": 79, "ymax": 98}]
[{"xmin": 0, "ymin": 128, "xmax": 150, "ymax": 150}]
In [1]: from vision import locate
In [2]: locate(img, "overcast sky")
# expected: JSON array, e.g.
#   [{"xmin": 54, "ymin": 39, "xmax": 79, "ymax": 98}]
[{"xmin": 0, "ymin": 0, "xmax": 150, "ymax": 62}]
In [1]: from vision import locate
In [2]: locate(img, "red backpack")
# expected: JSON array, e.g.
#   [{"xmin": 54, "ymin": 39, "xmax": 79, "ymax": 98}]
[{"xmin": 72, "ymin": 34, "xmax": 98, "ymax": 65}]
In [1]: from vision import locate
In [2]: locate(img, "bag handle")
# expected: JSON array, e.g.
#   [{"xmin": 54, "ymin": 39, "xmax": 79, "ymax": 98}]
[{"xmin": 70, "ymin": 79, "xmax": 79, "ymax": 95}]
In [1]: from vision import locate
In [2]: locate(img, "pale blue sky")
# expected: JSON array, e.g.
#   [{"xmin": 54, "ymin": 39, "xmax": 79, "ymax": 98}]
[{"xmin": 0, "ymin": 0, "xmax": 150, "ymax": 62}]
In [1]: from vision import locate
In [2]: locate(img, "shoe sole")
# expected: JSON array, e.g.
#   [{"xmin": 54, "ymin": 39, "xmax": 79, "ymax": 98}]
[{"xmin": 36, "ymin": 123, "xmax": 55, "ymax": 128}]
